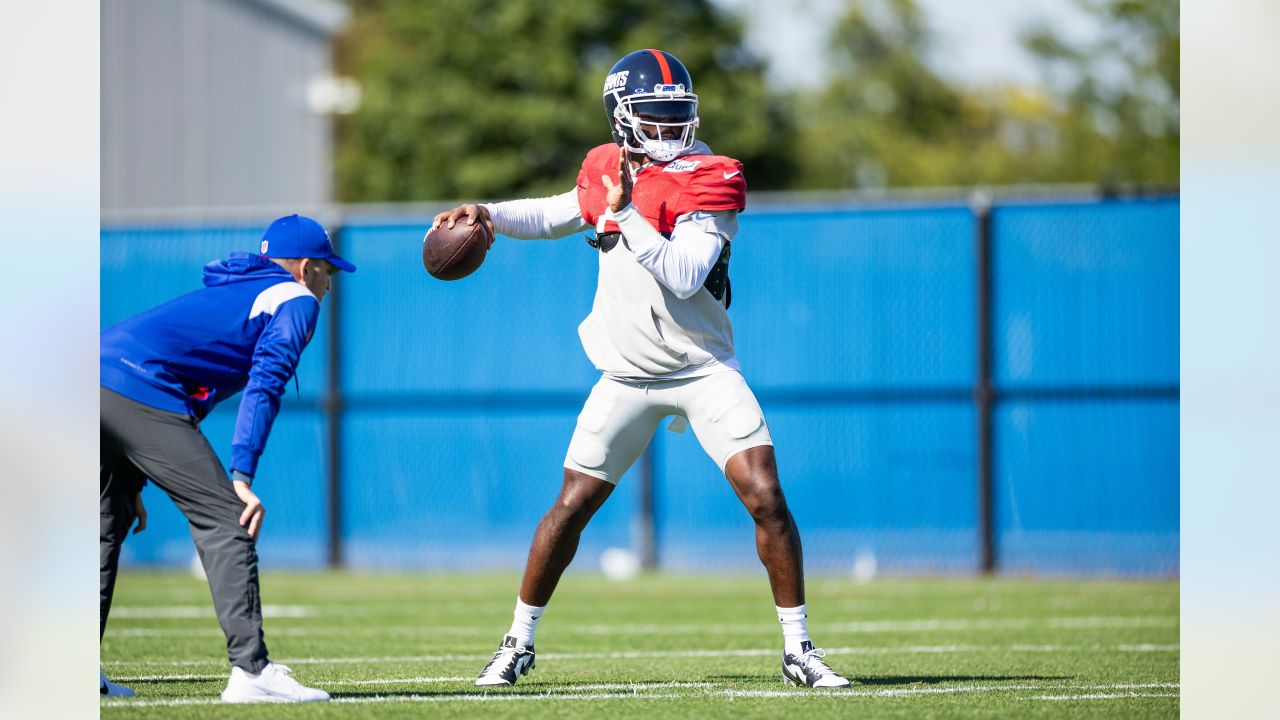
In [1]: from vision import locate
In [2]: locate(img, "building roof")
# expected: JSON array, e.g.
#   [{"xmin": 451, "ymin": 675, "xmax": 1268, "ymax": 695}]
[{"xmin": 243, "ymin": 0, "xmax": 349, "ymax": 36}]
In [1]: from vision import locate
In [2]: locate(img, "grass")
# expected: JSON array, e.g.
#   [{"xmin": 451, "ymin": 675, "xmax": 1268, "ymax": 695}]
[{"xmin": 101, "ymin": 571, "xmax": 1178, "ymax": 718}]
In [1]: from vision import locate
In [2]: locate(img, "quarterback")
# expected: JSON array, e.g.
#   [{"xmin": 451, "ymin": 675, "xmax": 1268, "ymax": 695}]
[{"xmin": 433, "ymin": 49, "xmax": 851, "ymax": 689}]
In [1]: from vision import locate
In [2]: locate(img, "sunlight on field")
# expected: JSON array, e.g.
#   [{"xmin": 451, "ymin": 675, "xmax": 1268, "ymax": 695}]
[{"xmin": 101, "ymin": 572, "xmax": 1179, "ymax": 718}]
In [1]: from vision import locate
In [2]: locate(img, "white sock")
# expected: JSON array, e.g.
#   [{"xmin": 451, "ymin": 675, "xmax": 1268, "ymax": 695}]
[
  {"xmin": 777, "ymin": 604, "xmax": 811, "ymax": 656},
  {"xmin": 506, "ymin": 597, "xmax": 545, "ymax": 646}
]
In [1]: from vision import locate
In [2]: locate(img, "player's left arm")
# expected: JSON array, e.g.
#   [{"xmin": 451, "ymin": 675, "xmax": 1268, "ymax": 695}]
[
  {"xmin": 603, "ymin": 147, "xmax": 741, "ymax": 299},
  {"xmin": 431, "ymin": 191, "xmax": 587, "ymax": 242},
  {"xmin": 229, "ymin": 296, "xmax": 319, "ymax": 482},
  {"xmin": 614, "ymin": 207, "xmax": 735, "ymax": 299},
  {"xmin": 484, "ymin": 190, "xmax": 588, "ymax": 240}
]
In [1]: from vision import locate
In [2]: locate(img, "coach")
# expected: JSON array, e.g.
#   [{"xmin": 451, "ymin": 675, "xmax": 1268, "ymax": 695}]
[{"xmin": 99, "ymin": 214, "xmax": 352, "ymax": 703}]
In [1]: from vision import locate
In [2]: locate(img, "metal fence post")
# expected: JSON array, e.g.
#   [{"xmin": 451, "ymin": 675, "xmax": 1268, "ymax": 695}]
[
  {"xmin": 325, "ymin": 221, "xmax": 345, "ymax": 569},
  {"xmin": 972, "ymin": 193, "xmax": 996, "ymax": 575}
]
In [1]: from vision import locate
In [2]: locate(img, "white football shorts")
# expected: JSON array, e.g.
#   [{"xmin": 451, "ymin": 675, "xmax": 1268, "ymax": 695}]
[{"xmin": 564, "ymin": 370, "xmax": 774, "ymax": 484}]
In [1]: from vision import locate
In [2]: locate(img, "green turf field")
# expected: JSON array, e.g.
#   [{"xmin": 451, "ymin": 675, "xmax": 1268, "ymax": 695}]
[{"xmin": 100, "ymin": 571, "xmax": 1178, "ymax": 717}]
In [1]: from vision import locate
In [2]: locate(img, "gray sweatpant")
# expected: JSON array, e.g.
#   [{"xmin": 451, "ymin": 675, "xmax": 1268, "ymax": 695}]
[{"xmin": 100, "ymin": 387, "xmax": 269, "ymax": 672}]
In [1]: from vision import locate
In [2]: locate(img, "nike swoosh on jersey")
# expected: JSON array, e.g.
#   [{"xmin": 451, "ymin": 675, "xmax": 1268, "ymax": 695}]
[{"xmin": 723, "ymin": 170, "xmax": 741, "ymax": 179}]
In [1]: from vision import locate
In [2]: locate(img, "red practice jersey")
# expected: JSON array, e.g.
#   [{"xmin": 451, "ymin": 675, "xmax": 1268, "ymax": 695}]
[{"xmin": 576, "ymin": 143, "xmax": 747, "ymax": 235}]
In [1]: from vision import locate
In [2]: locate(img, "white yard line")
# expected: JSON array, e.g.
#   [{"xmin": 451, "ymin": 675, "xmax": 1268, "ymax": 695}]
[
  {"xmin": 1045, "ymin": 617, "xmax": 1175, "ymax": 629},
  {"xmin": 1029, "ymin": 692, "xmax": 1180, "ymax": 700},
  {"xmin": 104, "ymin": 614, "xmax": 1177, "ymax": 638},
  {"xmin": 322, "ymin": 678, "xmax": 713, "ymax": 691},
  {"xmin": 102, "ymin": 692, "xmax": 688, "ymax": 708},
  {"xmin": 114, "ymin": 675, "xmax": 477, "ymax": 685},
  {"xmin": 111, "ymin": 605, "xmax": 315, "ymax": 619},
  {"xmin": 336, "ymin": 676, "xmax": 469, "ymax": 686},
  {"xmin": 721, "ymin": 682, "xmax": 1179, "ymax": 700},
  {"xmin": 109, "ymin": 642, "xmax": 1178, "ymax": 668},
  {"xmin": 100, "ymin": 681, "xmax": 1180, "ymax": 709},
  {"xmin": 113, "ymin": 673, "xmax": 226, "ymax": 682},
  {"xmin": 108, "ymin": 629, "xmax": 220, "ymax": 638}
]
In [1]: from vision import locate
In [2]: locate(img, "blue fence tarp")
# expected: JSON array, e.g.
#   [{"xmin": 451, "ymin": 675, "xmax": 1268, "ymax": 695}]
[{"xmin": 101, "ymin": 197, "xmax": 1179, "ymax": 575}]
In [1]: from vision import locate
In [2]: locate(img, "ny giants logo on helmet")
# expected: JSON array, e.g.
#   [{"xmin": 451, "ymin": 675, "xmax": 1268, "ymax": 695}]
[{"xmin": 603, "ymin": 70, "xmax": 630, "ymax": 94}]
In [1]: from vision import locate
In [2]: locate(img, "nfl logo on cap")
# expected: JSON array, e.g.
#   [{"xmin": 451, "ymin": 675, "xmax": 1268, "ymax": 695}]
[{"xmin": 261, "ymin": 240, "xmax": 269, "ymax": 253}]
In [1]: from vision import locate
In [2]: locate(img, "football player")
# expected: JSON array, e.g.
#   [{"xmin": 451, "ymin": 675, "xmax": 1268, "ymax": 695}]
[{"xmin": 433, "ymin": 49, "xmax": 851, "ymax": 690}]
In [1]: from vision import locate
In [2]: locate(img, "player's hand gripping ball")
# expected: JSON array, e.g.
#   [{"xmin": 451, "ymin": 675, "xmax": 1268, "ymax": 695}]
[{"xmin": 423, "ymin": 204, "xmax": 495, "ymax": 281}]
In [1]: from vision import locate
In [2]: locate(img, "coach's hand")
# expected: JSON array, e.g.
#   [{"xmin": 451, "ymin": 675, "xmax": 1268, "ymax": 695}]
[
  {"xmin": 602, "ymin": 146, "xmax": 633, "ymax": 213},
  {"xmin": 432, "ymin": 204, "xmax": 496, "ymax": 248},
  {"xmin": 132, "ymin": 492, "xmax": 147, "ymax": 535},
  {"xmin": 233, "ymin": 480, "xmax": 265, "ymax": 541}
]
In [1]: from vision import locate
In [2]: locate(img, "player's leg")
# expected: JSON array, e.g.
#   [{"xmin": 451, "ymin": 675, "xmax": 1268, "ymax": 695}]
[
  {"xmin": 477, "ymin": 377, "xmax": 666, "ymax": 687},
  {"xmin": 682, "ymin": 372, "xmax": 851, "ymax": 688},
  {"xmin": 518, "ymin": 469, "xmax": 616, "ymax": 607},
  {"xmin": 531, "ymin": 377, "xmax": 666, "ymax": 604},
  {"xmin": 102, "ymin": 389, "xmax": 270, "ymax": 672},
  {"xmin": 99, "ymin": 422, "xmax": 142, "ymax": 697},
  {"xmin": 724, "ymin": 446, "xmax": 804, "ymax": 607},
  {"xmin": 99, "ymin": 387, "xmax": 328, "ymax": 702},
  {"xmin": 474, "ymin": 468, "xmax": 614, "ymax": 687},
  {"xmin": 100, "ymin": 436, "xmax": 140, "ymax": 640}
]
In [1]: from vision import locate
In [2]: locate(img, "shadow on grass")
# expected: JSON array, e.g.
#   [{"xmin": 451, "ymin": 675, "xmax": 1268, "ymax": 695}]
[
  {"xmin": 328, "ymin": 679, "xmax": 721, "ymax": 700},
  {"xmin": 856, "ymin": 675, "xmax": 1071, "ymax": 686},
  {"xmin": 705, "ymin": 673, "xmax": 1071, "ymax": 686},
  {"xmin": 129, "ymin": 678, "xmax": 222, "ymax": 685},
  {"xmin": 323, "ymin": 690, "xmax": 624, "ymax": 700}
]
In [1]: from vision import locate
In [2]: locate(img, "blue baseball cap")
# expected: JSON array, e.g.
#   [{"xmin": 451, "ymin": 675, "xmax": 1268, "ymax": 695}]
[{"xmin": 259, "ymin": 214, "xmax": 356, "ymax": 273}]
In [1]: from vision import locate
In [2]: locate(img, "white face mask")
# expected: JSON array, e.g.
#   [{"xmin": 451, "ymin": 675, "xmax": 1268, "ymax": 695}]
[
  {"xmin": 612, "ymin": 93, "xmax": 700, "ymax": 162},
  {"xmin": 639, "ymin": 136, "xmax": 689, "ymax": 162}
]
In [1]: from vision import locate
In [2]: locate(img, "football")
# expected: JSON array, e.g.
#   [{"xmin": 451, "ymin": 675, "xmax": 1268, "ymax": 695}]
[{"xmin": 422, "ymin": 220, "xmax": 492, "ymax": 280}]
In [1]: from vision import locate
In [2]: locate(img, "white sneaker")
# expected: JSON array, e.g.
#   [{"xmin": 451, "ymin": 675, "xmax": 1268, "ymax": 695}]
[
  {"xmin": 100, "ymin": 668, "xmax": 135, "ymax": 697},
  {"xmin": 220, "ymin": 662, "xmax": 330, "ymax": 703}
]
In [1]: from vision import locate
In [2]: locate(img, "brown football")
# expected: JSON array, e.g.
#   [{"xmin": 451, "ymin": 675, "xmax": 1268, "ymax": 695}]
[{"xmin": 422, "ymin": 220, "xmax": 492, "ymax": 281}]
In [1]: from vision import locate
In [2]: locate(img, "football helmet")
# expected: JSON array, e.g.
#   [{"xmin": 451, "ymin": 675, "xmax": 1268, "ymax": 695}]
[{"xmin": 602, "ymin": 49, "xmax": 699, "ymax": 162}]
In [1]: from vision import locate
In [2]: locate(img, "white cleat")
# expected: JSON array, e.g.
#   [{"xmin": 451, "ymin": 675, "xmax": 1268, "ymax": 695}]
[
  {"xmin": 220, "ymin": 662, "xmax": 330, "ymax": 703},
  {"xmin": 100, "ymin": 668, "xmax": 135, "ymax": 697},
  {"xmin": 782, "ymin": 641, "xmax": 852, "ymax": 688}
]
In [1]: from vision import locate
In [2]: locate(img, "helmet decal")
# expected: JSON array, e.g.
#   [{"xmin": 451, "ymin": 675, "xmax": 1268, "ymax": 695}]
[
  {"xmin": 603, "ymin": 70, "xmax": 630, "ymax": 93},
  {"xmin": 647, "ymin": 48, "xmax": 674, "ymax": 84}
]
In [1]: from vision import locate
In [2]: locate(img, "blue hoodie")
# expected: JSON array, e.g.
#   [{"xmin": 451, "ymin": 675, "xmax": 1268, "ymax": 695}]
[{"xmin": 101, "ymin": 253, "xmax": 321, "ymax": 477}]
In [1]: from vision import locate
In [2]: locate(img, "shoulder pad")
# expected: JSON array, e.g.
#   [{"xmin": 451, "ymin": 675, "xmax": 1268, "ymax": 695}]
[
  {"xmin": 680, "ymin": 156, "xmax": 747, "ymax": 213},
  {"xmin": 578, "ymin": 143, "xmax": 622, "ymax": 187}
]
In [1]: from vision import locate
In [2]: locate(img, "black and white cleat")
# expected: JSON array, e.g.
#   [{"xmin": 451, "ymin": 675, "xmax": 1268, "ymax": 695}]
[
  {"xmin": 475, "ymin": 635, "xmax": 536, "ymax": 687},
  {"xmin": 781, "ymin": 641, "xmax": 852, "ymax": 688}
]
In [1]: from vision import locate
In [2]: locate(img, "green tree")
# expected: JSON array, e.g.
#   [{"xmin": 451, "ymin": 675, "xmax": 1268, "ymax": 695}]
[
  {"xmin": 1021, "ymin": 0, "xmax": 1179, "ymax": 187},
  {"xmin": 334, "ymin": 0, "xmax": 787, "ymax": 202},
  {"xmin": 792, "ymin": 0, "xmax": 1178, "ymax": 191},
  {"xmin": 794, "ymin": 0, "xmax": 1044, "ymax": 190}
]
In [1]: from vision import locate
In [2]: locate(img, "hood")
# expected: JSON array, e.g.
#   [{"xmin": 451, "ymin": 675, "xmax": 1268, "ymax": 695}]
[
  {"xmin": 202, "ymin": 252, "xmax": 296, "ymax": 287},
  {"xmin": 677, "ymin": 140, "xmax": 714, "ymax": 158}
]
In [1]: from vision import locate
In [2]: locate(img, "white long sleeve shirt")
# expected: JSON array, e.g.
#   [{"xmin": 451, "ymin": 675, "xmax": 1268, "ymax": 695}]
[
  {"xmin": 484, "ymin": 190, "xmax": 735, "ymax": 299},
  {"xmin": 484, "ymin": 188, "xmax": 740, "ymax": 380}
]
